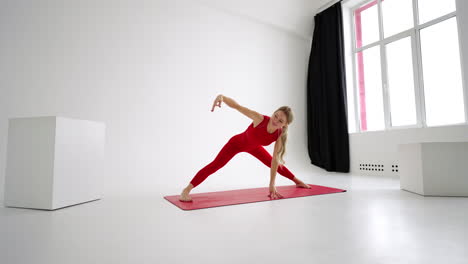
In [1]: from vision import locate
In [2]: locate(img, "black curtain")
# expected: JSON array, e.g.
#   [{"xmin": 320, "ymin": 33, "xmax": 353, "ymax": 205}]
[{"xmin": 307, "ymin": 2, "xmax": 350, "ymax": 172}]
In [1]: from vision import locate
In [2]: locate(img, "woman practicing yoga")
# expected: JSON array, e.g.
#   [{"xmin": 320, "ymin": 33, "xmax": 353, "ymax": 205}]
[{"xmin": 179, "ymin": 94, "xmax": 310, "ymax": 202}]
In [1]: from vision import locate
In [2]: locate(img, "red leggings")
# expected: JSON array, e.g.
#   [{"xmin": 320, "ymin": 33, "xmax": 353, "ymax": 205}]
[{"xmin": 190, "ymin": 137, "xmax": 295, "ymax": 187}]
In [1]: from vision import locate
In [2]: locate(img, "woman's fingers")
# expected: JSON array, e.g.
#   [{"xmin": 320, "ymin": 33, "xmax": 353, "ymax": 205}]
[
  {"xmin": 268, "ymin": 191, "xmax": 282, "ymax": 199},
  {"xmin": 211, "ymin": 100, "xmax": 218, "ymax": 112},
  {"xmin": 211, "ymin": 99, "xmax": 222, "ymax": 112},
  {"xmin": 275, "ymin": 191, "xmax": 283, "ymax": 199}
]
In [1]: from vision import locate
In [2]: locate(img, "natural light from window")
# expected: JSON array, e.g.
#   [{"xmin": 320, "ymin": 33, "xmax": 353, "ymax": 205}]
[
  {"xmin": 420, "ymin": 17, "xmax": 465, "ymax": 126},
  {"xmin": 386, "ymin": 36, "xmax": 417, "ymax": 126},
  {"xmin": 382, "ymin": 0, "xmax": 414, "ymax": 37},
  {"xmin": 349, "ymin": 0, "xmax": 465, "ymax": 132},
  {"xmin": 358, "ymin": 46, "xmax": 385, "ymax": 131},
  {"xmin": 418, "ymin": 0, "xmax": 456, "ymax": 24},
  {"xmin": 356, "ymin": 1, "xmax": 379, "ymax": 48}
]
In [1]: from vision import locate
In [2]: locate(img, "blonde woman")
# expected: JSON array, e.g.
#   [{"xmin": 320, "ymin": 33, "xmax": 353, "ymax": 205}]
[{"xmin": 180, "ymin": 95, "xmax": 310, "ymax": 202}]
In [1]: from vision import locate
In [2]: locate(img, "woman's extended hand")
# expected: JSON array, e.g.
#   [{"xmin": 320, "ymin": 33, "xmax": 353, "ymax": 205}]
[
  {"xmin": 211, "ymin": 94, "xmax": 223, "ymax": 112},
  {"xmin": 268, "ymin": 185, "xmax": 283, "ymax": 199}
]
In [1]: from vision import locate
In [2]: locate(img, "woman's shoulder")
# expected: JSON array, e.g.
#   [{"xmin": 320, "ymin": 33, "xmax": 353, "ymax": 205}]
[
  {"xmin": 252, "ymin": 114, "xmax": 265, "ymax": 128},
  {"xmin": 252, "ymin": 114, "xmax": 267, "ymax": 128},
  {"xmin": 260, "ymin": 115, "xmax": 269, "ymax": 125}
]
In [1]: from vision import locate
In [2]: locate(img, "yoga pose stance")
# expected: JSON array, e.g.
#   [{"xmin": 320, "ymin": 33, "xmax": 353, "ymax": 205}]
[{"xmin": 179, "ymin": 95, "xmax": 310, "ymax": 202}]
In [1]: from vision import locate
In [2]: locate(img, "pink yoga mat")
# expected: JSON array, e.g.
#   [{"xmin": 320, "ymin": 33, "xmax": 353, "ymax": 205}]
[{"xmin": 164, "ymin": 184, "xmax": 346, "ymax": 210}]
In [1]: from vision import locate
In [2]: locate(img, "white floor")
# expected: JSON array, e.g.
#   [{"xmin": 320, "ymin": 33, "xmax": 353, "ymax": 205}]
[{"xmin": 1, "ymin": 174, "xmax": 468, "ymax": 264}]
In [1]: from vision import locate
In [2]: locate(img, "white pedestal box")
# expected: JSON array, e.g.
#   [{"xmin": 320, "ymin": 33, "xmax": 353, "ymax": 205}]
[
  {"xmin": 4, "ymin": 116, "xmax": 105, "ymax": 210},
  {"xmin": 398, "ymin": 142, "xmax": 468, "ymax": 196}
]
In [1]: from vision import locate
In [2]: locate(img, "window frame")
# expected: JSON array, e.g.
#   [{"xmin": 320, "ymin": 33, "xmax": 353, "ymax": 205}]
[{"xmin": 348, "ymin": 0, "xmax": 467, "ymax": 133}]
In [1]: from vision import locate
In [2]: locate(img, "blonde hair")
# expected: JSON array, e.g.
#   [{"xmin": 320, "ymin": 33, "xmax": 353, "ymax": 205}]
[{"xmin": 275, "ymin": 106, "xmax": 293, "ymax": 165}]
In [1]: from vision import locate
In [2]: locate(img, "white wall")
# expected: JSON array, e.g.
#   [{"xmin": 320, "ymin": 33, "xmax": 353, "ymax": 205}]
[
  {"xmin": 0, "ymin": 0, "xmax": 323, "ymax": 198},
  {"xmin": 194, "ymin": 0, "xmax": 324, "ymax": 37},
  {"xmin": 347, "ymin": 0, "xmax": 468, "ymax": 176},
  {"xmin": 349, "ymin": 125, "xmax": 468, "ymax": 176}
]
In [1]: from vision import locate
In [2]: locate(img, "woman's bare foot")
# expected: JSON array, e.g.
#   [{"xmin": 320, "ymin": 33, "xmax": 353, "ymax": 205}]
[
  {"xmin": 293, "ymin": 177, "xmax": 311, "ymax": 189},
  {"xmin": 179, "ymin": 184, "xmax": 194, "ymax": 202},
  {"xmin": 296, "ymin": 182, "xmax": 311, "ymax": 188}
]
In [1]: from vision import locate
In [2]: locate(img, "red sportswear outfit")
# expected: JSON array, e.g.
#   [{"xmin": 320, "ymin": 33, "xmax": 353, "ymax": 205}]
[{"xmin": 190, "ymin": 115, "xmax": 295, "ymax": 187}]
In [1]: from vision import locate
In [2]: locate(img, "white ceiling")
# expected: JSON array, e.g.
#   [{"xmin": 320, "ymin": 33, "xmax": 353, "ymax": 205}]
[{"xmin": 195, "ymin": 0, "xmax": 331, "ymax": 38}]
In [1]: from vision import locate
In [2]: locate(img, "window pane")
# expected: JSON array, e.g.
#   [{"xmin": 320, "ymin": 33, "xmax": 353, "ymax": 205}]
[
  {"xmin": 355, "ymin": 1, "xmax": 379, "ymax": 48},
  {"xmin": 420, "ymin": 18, "xmax": 465, "ymax": 126},
  {"xmin": 418, "ymin": 0, "xmax": 456, "ymax": 24},
  {"xmin": 357, "ymin": 46, "xmax": 385, "ymax": 131},
  {"xmin": 382, "ymin": 0, "xmax": 414, "ymax": 37},
  {"xmin": 386, "ymin": 37, "xmax": 417, "ymax": 126}
]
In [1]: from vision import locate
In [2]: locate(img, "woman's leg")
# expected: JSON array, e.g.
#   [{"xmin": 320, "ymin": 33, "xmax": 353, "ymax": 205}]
[
  {"xmin": 245, "ymin": 146, "xmax": 310, "ymax": 188},
  {"xmin": 245, "ymin": 146, "xmax": 295, "ymax": 180},
  {"xmin": 189, "ymin": 140, "xmax": 241, "ymax": 188},
  {"xmin": 180, "ymin": 139, "xmax": 242, "ymax": 201}
]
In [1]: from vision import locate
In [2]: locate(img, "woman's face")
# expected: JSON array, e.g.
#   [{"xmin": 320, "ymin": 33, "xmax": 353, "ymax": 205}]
[{"xmin": 271, "ymin": 110, "xmax": 288, "ymax": 130}]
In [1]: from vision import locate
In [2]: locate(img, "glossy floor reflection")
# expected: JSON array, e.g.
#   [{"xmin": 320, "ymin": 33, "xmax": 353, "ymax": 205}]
[{"xmin": 1, "ymin": 174, "xmax": 467, "ymax": 264}]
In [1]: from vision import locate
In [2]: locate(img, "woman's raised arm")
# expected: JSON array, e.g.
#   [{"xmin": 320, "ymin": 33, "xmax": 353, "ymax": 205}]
[{"xmin": 211, "ymin": 94, "xmax": 263, "ymax": 124}]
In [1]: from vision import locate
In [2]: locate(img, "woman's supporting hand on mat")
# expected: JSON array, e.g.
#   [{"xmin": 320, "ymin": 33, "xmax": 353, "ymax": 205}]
[
  {"xmin": 268, "ymin": 185, "xmax": 283, "ymax": 199},
  {"xmin": 179, "ymin": 184, "xmax": 194, "ymax": 202}
]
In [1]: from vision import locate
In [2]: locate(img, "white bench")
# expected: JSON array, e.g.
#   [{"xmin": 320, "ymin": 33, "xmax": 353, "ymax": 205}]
[
  {"xmin": 4, "ymin": 116, "xmax": 105, "ymax": 210},
  {"xmin": 398, "ymin": 142, "xmax": 468, "ymax": 196}
]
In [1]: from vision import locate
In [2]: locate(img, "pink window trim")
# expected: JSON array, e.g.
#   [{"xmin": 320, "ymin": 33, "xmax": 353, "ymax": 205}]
[
  {"xmin": 356, "ymin": 51, "xmax": 367, "ymax": 131},
  {"xmin": 354, "ymin": 0, "xmax": 378, "ymax": 131},
  {"xmin": 355, "ymin": 1, "xmax": 378, "ymax": 16},
  {"xmin": 355, "ymin": 0, "xmax": 378, "ymax": 49}
]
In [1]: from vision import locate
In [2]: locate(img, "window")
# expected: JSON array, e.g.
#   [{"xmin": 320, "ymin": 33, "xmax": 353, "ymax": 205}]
[
  {"xmin": 386, "ymin": 36, "xmax": 417, "ymax": 126},
  {"xmin": 357, "ymin": 46, "xmax": 385, "ymax": 131},
  {"xmin": 420, "ymin": 17, "xmax": 465, "ymax": 126},
  {"xmin": 347, "ymin": 0, "xmax": 466, "ymax": 132}
]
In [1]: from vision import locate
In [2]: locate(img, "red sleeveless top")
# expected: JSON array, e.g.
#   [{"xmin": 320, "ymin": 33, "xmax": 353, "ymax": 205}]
[{"xmin": 239, "ymin": 115, "xmax": 282, "ymax": 147}]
